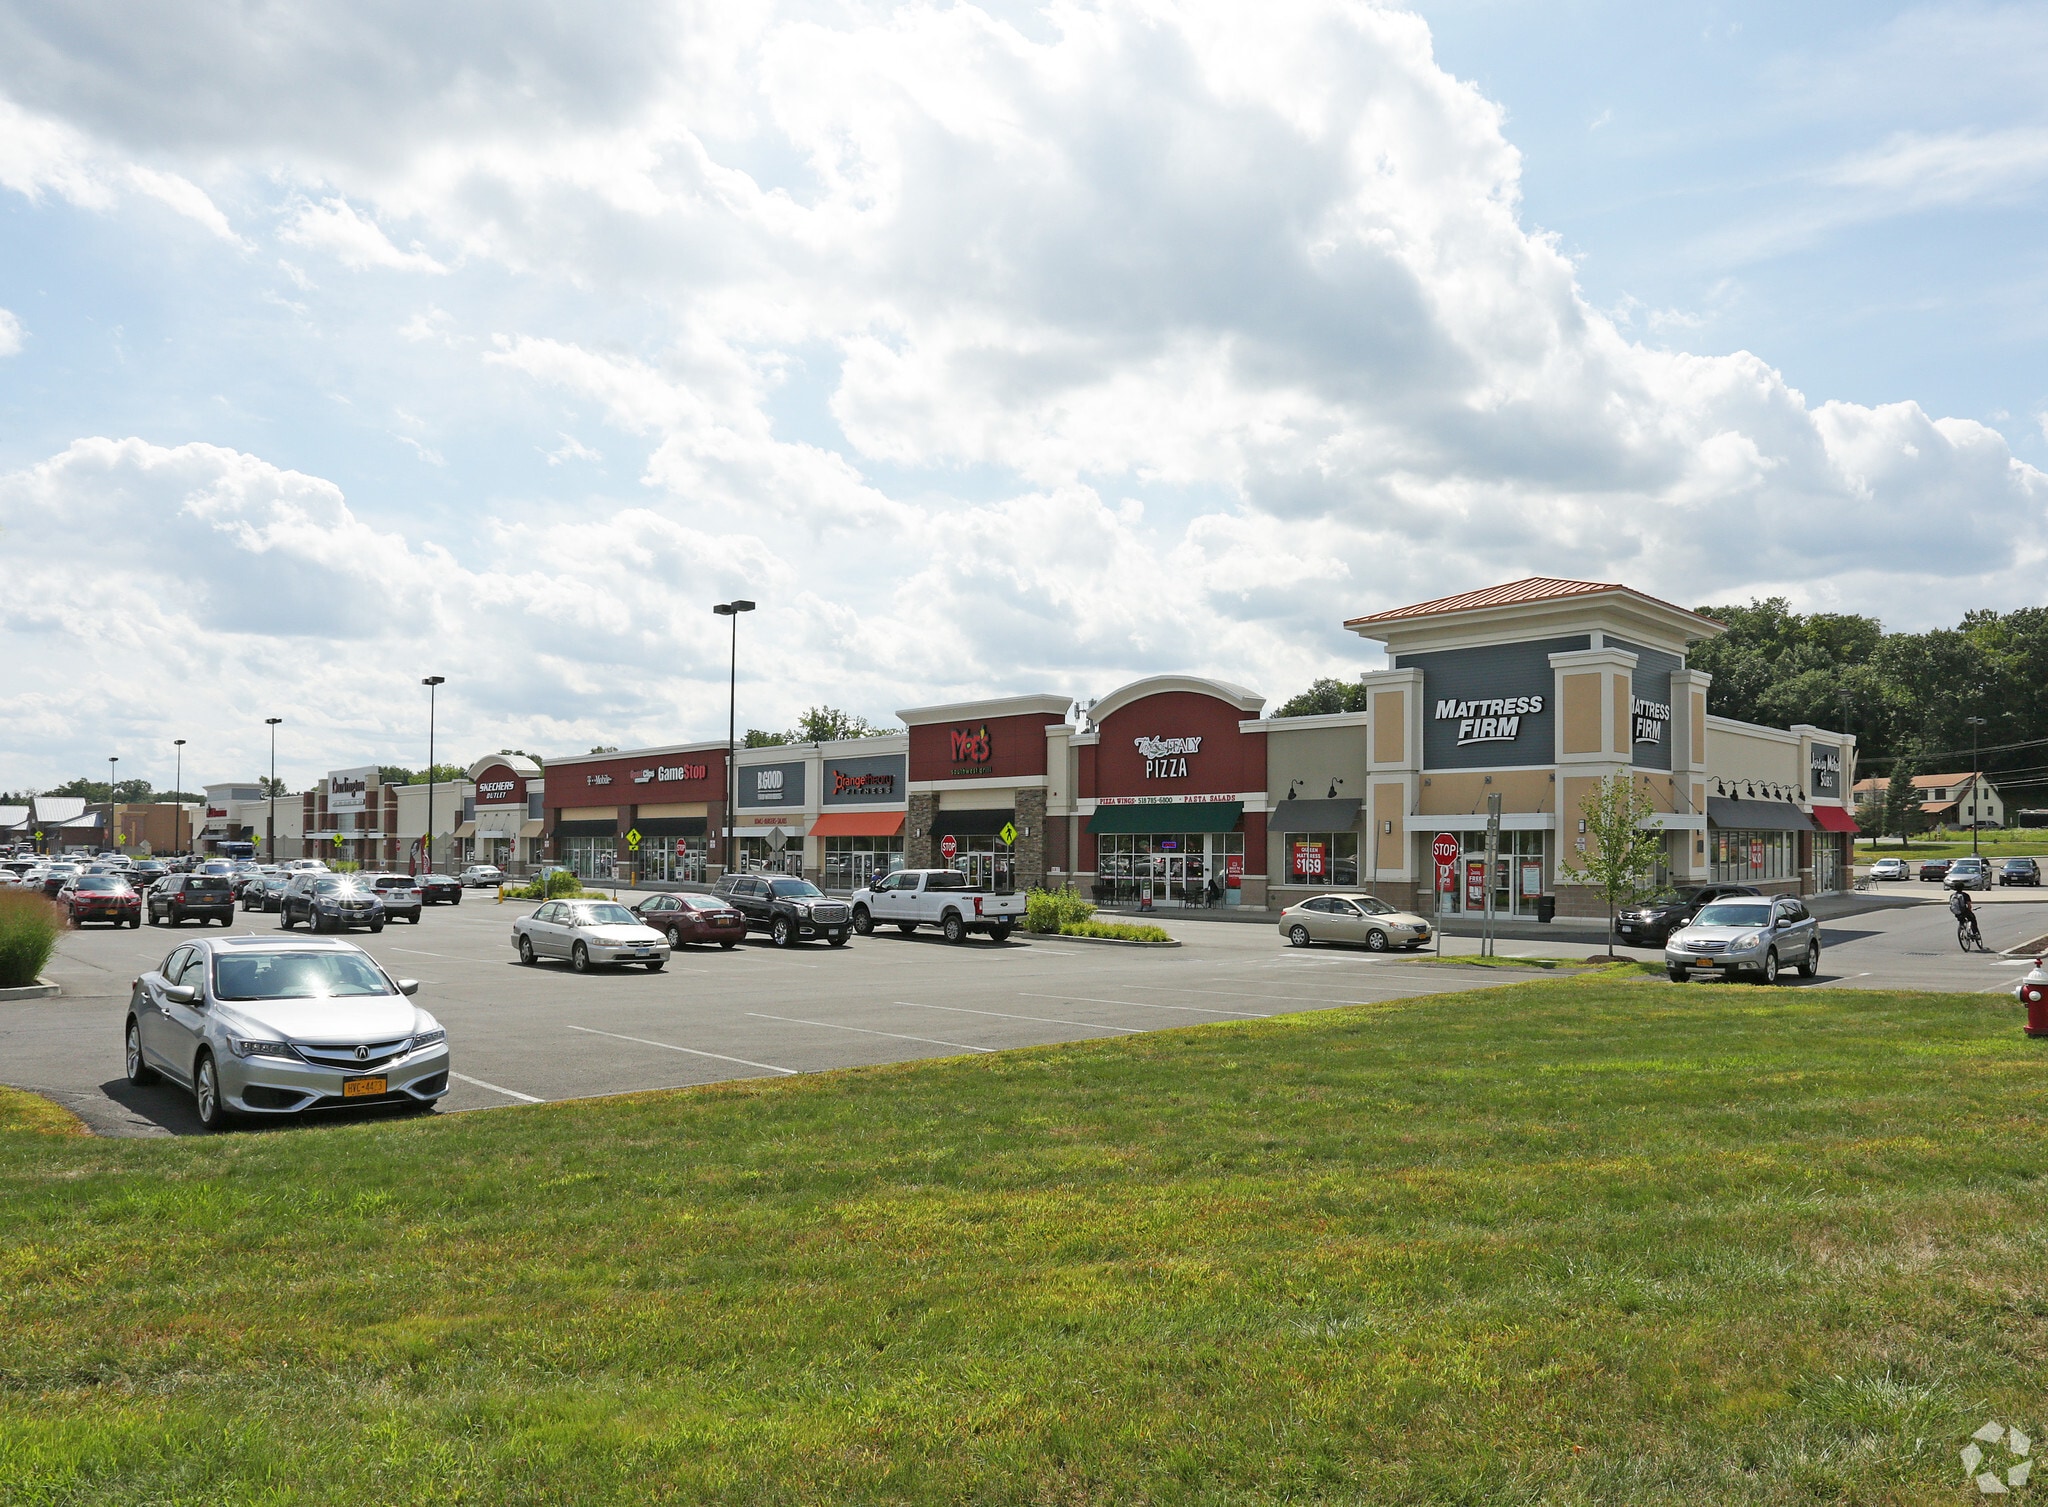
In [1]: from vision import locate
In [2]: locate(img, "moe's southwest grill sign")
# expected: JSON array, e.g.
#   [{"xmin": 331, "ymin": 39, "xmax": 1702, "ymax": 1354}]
[{"xmin": 950, "ymin": 724, "xmax": 993, "ymax": 776}]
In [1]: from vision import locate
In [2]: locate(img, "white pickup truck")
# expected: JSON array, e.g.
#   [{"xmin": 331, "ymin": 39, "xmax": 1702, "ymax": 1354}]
[{"xmin": 851, "ymin": 869, "xmax": 1027, "ymax": 943}]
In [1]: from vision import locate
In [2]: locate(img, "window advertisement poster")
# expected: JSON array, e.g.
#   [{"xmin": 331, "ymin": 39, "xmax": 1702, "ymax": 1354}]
[
  {"xmin": 1225, "ymin": 853, "xmax": 1244, "ymax": 890},
  {"xmin": 1291, "ymin": 841, "xmax": 1326, "ymax": 881},
  {"xmin": 1465, "ymin": 858, "xmax": 1488, "ymax": 907},
  {"xmin": 1749, "ymin": 839, "xmax": 1765, "ymax": 871},
  {"xmin": 1519, "ymin": 859, "xmax": 1543, "ymax": 898}
]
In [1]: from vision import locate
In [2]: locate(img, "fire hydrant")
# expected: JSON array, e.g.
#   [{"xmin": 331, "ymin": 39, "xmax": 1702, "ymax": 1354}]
[{"xmin": 2020, "ymin": 958, "xmax": 2048, "ymax": 1038}]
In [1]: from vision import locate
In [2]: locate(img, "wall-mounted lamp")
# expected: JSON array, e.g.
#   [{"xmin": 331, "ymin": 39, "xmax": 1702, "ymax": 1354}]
[
  {"xmin": 1382, "ymin": 820, "xmax": 1393, "ymax": 835},
  {"xmin": 1578, "ymin": 819, "xmax": 1588, "ymax": 834}
]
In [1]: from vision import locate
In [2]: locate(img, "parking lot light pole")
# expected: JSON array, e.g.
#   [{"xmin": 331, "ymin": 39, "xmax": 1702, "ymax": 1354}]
[
  {"xmin": 172, "ymin": 738, "xmax": 186, "ymax": 856},
  {"xmin": 422, "ymin": 677, "xmax": 445, "ymax": 876},
  {"xmin": 1967, "ymin": 715, "xmax": 1987, "ymax": 857},
  {"xmin": 107, "ymin": 756, "xmax": 118, "ymax": 853},
  {"xmin": 266, "ymin": 717, "xmax": 283, "ymax": 862},
  {"xmin": 712, "ymin": 598, "xmax": 756, "ymax": 876}
]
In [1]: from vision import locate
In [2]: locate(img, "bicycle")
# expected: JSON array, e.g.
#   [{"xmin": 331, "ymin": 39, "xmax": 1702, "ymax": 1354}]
[{"xmin": 1957, "ymin": 915, "xmax": 1986, "ymax": 952}]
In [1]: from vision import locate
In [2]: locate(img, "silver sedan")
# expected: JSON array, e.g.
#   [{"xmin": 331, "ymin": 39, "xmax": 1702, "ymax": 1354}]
[
  {"xmin": 1665, "ymin": 895, "xmax": 1820, "ymax": 984},
  {"xmin": 512, "ymin": 898, "xmax": 672, "ymax": 972},
  {"xmin": 125, "ymin": 934, "xmax": 450, "ymax": 1130},
  {"xmin": 1277, "ymin": 892, "xmax": 1433, "ymax": 951}
]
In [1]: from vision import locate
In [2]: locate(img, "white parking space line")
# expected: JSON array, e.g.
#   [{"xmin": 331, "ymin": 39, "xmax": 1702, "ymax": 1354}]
[
  {"xmin": 892, "ymin": 1000, "xmax": 1143, "ymax": 1034},
  {"xmin": 449, "ymin": 1071, "xmax": 543, "ymax": 1103},
  {"xmin": 746, "ymin": 1012, "xmax": 992, "ymax": 1054},
  {"xmin": 1018, "ymin": 991, "xmax": 1267, "ymax": 1018},
  {"xmin": 564, "ymin": 1024, "xmax": 798, "ymax": 1075},
  {"xmin": 1105, "ymin": 982, "xmax": 1434, "ymax": 1005}
]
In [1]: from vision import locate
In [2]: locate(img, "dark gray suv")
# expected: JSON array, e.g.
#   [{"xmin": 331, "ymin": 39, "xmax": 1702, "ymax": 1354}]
[{"xmin": 279, "ymin": 874, "xmax": 386, "ymax": 934}]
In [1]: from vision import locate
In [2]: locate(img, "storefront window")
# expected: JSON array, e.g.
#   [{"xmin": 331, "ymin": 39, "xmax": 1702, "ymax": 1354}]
[
  {"xmin": 562, "ymin": 835, "xmax": 614, "ymax": 880},
  {"xmin": 1282, "ymin": 832, "xmax": 1358, "ymax": 886},
  {"xmin": 1438, "ymin": 830, "xmax": 1547, "ymax": 916},
  {"xmin": 736, "ymin": 836, "xmax": 804, "ymax": 875},
  {"xmin": 1095, "ymin": 833, "xmax": 1245, "ymax": 907},
  {"xmin": 822, "ymin": 836, "xmax": 904, "ymax": 891},
  {"xmin": 1710, "ymin": 830, "xmax": 1796, "ymax": 883},
  {"xmin": 638, "ymin": 843, "xmax": 708, "ymax": 884}
]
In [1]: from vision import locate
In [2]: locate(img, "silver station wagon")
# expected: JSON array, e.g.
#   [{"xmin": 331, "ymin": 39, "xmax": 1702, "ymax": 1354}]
[
  {"xmin": 126, "ymin": 935, "xmax": 450, "ymax": 1129},
  {"xmin": 1664, "ymin": 895, "xmax": 1821, "ymax": 984}
]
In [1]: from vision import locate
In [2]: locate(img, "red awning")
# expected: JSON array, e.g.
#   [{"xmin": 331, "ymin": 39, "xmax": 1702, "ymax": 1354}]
[
  {"xmin": 1810, "ymin": 805, "xmax": 1859, "ymax": 833},
  {"xmin": 808, "ymin": 811, "xmax": 906, "ymax": 838}
]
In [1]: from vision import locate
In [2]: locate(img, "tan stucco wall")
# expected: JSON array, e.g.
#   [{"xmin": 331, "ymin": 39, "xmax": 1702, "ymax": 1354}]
[
  {"xmin": 1561, "ymin": 673, "xmax": 1601, "ymax": 755},
  {"xmin": 1691, "ymin": 692, "xmax": 1707, "ymax": 765},
  {"xmin": 1372, "ymin": 689, "xmax": 1406, "ymax": 765},
  {"xmin": 1373, "ymin": 781, "xmax": 1405, "ymax": 871},
  {"xmin": 1557, "ymin": 776, "xmax": 1601, "ymax": 872},
  {"xmin": 1708, "ymin": 725, "xmax": 1799, "ymax": 786},
  {"xmin": 1417, "ymin": 769, "xmax": 1556, "ymax": 817},
  {"xmin": 1611, "ymin": 675, "xmax": 1631, "ymax": 756},
  {"xmin": 1267, "ymin": 722, "xmax": 1371, "ymax": 805}
]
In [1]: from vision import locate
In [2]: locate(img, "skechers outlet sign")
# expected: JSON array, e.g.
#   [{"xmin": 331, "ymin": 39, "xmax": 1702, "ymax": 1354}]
[{"xmin": 1434, "ymin": 697, "xmax": 1544, "ymax": 747}]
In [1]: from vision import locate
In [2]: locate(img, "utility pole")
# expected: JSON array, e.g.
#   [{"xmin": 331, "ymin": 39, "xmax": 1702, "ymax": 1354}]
[
  {"xmin": 712, "ymin": 598, "xmax": 756, "ymax": 875},
  {"xmin": 107, "ymin": 755, "xmax": 118, "ymax": 854},
  {"xmin": 173, "ymin": 738, "xmax": 186, "ymax": 856},
  {"xmin": 422, "ymin": 676, "xmax": 445, "ymax": 875},
  {"xmin": 1966, "ymin": 715, "xmax": 1986, "ymax": 857},
  {"xmin": 266, "ymin": 717, "xmax": 283, "ymax": 862}
]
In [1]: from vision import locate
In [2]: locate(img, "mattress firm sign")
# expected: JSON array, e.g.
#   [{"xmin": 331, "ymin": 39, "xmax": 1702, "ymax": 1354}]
[
  {"xmin": 1395, "ymin": 636, "xmax": 1588, "ymax": 771},
  {"xmin": 1609, "ymin": 637, "xmax": 1680, "ymax": 773},
  {"xmin": 1433, "ymin": 696, "xmax": 1543, "ymax": 747},
  {"xmin": 739, "ymin": 761, "xmax": 806, "ymax": 808}
]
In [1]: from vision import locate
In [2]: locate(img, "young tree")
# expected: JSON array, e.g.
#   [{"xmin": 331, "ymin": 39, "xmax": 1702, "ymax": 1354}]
[
  {"xmin": 1558, "ymin": 772, "xmax": 1665, "ymax": 957},
  {"xmin": 1883, "ymin": 750, "xmax": 1920, "ymax": 847}
]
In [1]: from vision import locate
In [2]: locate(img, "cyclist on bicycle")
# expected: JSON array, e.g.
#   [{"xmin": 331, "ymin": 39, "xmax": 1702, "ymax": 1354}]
[{"xmin": 1950, "ymin": 885, "xmax": 1983, "ymax": 949}]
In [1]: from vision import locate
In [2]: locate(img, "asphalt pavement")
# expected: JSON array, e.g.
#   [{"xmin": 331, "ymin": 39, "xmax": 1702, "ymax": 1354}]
[{"xmin": 9, "ymin": 883, "xmax": 2042, "ymax": 1138}]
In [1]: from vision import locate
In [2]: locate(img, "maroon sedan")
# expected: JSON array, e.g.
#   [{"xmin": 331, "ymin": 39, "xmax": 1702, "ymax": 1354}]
[
  {"xmin": 59, "ymin": 875, "xmax": 142, "ymax": 928},
  {"xmin": 631, "ymin": 893, "xmax": 746, "ymax": 949}
]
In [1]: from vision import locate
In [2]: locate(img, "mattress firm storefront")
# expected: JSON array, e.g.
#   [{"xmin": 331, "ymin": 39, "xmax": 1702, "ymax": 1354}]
[{"xmin": 1340, "ymin": 578, "xmax": 1859, "ymax": 918}]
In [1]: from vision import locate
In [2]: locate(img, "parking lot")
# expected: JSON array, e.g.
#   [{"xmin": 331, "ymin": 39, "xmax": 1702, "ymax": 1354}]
[{"xmin": 11, "ymin": 882, "xmax": 2048, "ymax": 1137}]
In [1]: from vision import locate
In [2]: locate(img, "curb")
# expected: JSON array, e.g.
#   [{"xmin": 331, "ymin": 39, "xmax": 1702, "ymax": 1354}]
[
  {"xmin": 1034, "ymin": 932, "xmax": 1182, "ymax": 948},
  {"xmin": 0, "ymin": 980, "xmax": 60, "ymax": 1001},
  {"xmin": 2004, "ymin": 934, "xmax": 2048, "ymax": 958}
]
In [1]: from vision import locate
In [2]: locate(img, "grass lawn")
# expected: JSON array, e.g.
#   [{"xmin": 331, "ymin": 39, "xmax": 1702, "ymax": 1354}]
[
  {"xmin": 1860, "ymin": 830, "xmax": 2048, "ymax": 861},
  {"xmin": 6, "ymin": 973, "xmax": 2048, "ymax": 1503}
]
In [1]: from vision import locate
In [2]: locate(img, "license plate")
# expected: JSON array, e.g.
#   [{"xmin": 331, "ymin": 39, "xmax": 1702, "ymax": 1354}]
[
  {"xmin": 343, "ymin": 1077, "xmax": 387, "ymax": 1098},
  {"xmin": 1692, "ymin": 959, "xmax": 1718, "ymax": 968}
]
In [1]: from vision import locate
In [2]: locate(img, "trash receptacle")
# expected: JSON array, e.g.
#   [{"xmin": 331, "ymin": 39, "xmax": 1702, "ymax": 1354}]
[{"xmin": 1535, "ymin": 894, "xmax": 1556, "ymax": 924}]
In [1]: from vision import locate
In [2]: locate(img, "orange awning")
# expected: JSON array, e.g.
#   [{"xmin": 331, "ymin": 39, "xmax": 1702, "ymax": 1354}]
[{"xmin": 809, "ymin": 811, "xmax": 906, "ymax": 838}]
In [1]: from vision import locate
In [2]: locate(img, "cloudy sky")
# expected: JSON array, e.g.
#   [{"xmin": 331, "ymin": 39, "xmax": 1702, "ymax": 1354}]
[{"xmin": 3, "ymin": 0, "xmax": 2044, "ymax": 794}]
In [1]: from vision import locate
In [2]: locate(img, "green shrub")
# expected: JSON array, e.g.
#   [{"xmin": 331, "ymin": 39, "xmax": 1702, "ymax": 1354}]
[
  {"xmin": 0, "ymin": 891, "xmax": 64, "ymax": 987},
  {"xmin": 1059, "ymin": 920, "xmax": 1173, "ymax": 943},
  {"xmin": 1024, "ymin": 887, "xmax": 1096, "ymax": 934},
  {"xmin": 511, "ymin": 870, "xmax": 587, "ymax": 900}
]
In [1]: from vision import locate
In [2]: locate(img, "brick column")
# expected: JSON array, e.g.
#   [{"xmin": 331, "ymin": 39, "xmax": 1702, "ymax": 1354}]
[
  {"xmin": 907, "ymin": 792, "xmax": 937, "ymax": 868},
  {"xmin": 1015, "ymin": 787, "xmax": 1047, "ymax": 891}
]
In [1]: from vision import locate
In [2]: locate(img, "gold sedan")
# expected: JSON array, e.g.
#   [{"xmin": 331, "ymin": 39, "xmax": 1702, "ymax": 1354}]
[{"xmin": 1277, "ymin": 893, "xmax": 1433, "ymax": 952}]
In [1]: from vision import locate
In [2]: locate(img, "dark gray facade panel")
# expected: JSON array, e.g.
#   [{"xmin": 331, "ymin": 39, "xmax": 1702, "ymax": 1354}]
[
  {"xmin": 737, "ymin": 760, "xmax": 806, "ymax": 809},
  {"xmin": 1394, "ymin": 636, "xmax": 1590, "ymax": 770},
  {"xmin": 821, "ymin": 752, "xmax": 907, "ymax": 806},
  {"xmin": 1609, "ymin": 636, "xmax": 1680, "ymax": 772},
  {"xmin": 1808, "ymin": 743, "xmax": 1842, "ymax": 800}
]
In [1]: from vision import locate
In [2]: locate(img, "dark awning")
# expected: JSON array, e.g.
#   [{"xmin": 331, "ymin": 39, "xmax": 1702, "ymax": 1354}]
[
  {"xmin": 1268, "ymin": 798, "xmax": 1361, "ymax": 833},
  {"xmin": 1087, "ymin": 801, "xmax": 1243, "ymax": 835},
  {"xmin": 554, "ymin": 819, "xmax": 617, "ymax": 838},
  {"xmin": 930, "ymin": 808, "xmax": 1014, "ymax": 836},
  {"xmin": 1707, "ymin": 797, "xmax": 1815, "ymax": 833},
  {"xmin": 633, "ymin": 816, "xmax": 707, "ymax": 838}
]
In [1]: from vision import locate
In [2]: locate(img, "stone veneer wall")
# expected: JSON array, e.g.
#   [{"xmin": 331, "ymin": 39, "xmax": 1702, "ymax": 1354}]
[
  {"xmin": 906, "ymin": 792, "xmax": 937, "ymax": 869},
  {"xmin": 1015, "ymin": 788, "xmax": 1046, "ymax": 890}
]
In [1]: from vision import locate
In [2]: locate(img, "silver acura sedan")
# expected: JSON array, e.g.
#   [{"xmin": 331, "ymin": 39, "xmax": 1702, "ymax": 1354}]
[
  {"xmin": 512, "ymin": 897, "xmax": 672, "ymax": 972},
  {"xmin": 126, "ymin": 935, "xmax": 451, "ymax": 1129}
]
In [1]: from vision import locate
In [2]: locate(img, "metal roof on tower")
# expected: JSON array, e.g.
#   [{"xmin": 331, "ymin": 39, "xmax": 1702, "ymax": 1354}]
[{"xmin": 1344, "ymin": 577, "xmax": 1722, "ymax": 633}]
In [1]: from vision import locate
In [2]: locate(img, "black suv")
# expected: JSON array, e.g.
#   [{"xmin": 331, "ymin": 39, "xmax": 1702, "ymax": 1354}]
[
  {"xmin": 279, "ymin": 874, "xmax": 386, "ymax": 933},
  {"xmin": 1615, "ymin": 882, "xmax": 1763, "ymax": 948},
  {"xmin": 146, "ymin": 873, "xmax": 236, "ymax": 927},
  {"xmin": 714, "ymin": 873, "xmax": 854, "ymax": 948}
]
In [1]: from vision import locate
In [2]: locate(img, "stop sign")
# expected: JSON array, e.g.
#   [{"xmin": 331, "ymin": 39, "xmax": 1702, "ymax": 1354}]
[
  {"xmin": 940, "ymin": 834, "xmax": 958, "ymax": 861},
  {"xmin": 675, "ymin": 838, "xmax": 688, "ymax": 857},
  {"xmin": 1432, "ymin": 831, "xmax": 1460, "ymax": 866}
]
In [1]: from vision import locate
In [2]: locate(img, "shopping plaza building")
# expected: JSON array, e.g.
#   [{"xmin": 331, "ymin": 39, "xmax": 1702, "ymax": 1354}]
[{"xmin": 211, "ymin": 577, "xmax": 1858, "ymax": 912}]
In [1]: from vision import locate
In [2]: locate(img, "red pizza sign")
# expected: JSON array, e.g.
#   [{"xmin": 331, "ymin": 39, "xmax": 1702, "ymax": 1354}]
[{"xmin": 940, "ymin": 834, "xmax": 958, "ymax": 861}]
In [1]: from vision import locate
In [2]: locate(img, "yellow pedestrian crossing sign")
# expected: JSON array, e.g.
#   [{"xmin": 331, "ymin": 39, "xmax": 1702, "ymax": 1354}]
[
  {"xmin": 626, "ymin": 828, "xmax": 642, "ymax": 850},
  {"xmin": 333, "ymin": 833, "xmax": 345, "ymax": 848},
  {"xmin": 998, "ymin": 821, "xmax": 1017, "ymax": 846}
]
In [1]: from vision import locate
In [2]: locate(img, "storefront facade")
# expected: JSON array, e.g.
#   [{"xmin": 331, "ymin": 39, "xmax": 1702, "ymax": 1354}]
[
  {"xmin": 454, "ymin": 755, "xmax": 540, "ymax": 872},
  {"xmin": 901, "ymin": 695, "xmax": 1073, "ymax": 892},
  {"xmin": 542, "ymin": 742, "xmax": 726, "ymax": 883}
]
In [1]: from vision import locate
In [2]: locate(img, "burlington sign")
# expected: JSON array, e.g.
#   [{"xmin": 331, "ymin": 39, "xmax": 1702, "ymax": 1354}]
[{"xmin": 1434, "ymin": 697, "xmax": 1543, "ymax": 747}]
